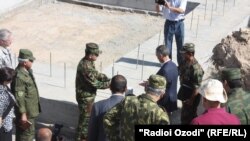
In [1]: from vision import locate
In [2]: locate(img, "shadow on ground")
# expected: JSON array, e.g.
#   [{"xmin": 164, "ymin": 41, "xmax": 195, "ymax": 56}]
[{"xmin": 117, "ymin": 57, "xmax": 161, "ymax": 67}]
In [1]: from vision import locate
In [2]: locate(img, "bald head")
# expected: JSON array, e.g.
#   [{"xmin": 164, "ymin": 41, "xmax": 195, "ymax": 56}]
[{"xmin": 37, "ymin": 128, "xmax": 52, "ymax": 141}]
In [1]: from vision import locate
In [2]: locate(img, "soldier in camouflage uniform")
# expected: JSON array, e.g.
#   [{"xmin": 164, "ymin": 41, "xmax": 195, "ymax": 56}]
[
  {"xmin": 103, "ymin": 74, "xmax": 169, "ymax": 141},
  {"xmin": 221, "ymin": 68, "xmax": 250, "ymax": 124},
  {"xmin": 178, "ymin": 43, "xmax": 204, "ymax": 124},
  {"xmin": 75, "ymin": 43, "xmax": 110, "ymax": 141},
  {"xmin": 11, "ymin": 49, "xmax": 41, "ymax": 141}
]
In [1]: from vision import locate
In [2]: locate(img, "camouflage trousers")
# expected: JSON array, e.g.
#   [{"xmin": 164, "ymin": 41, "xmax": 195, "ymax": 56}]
[
  {"xmin": 181, "ymin": 96, "xmax": 200, "ymax": 125},
  {"xmin": 181, "ymin": 102, "xmax": 198, "ymax": 124},
  {"xmin": 76, "ymin": 91, "xmax": 95, "ymax": 141},
  {"xmin": 16, "ymin": 118, "xmax": 35, "ymax": 141}
]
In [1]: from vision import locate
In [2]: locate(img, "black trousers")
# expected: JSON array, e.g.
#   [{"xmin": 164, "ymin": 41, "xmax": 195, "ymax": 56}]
[{"xmin": 0, "ymin": 127, "xmax": 12, "ymax": 141}]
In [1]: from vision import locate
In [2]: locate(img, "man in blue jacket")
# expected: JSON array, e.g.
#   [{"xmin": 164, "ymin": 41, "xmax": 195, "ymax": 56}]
[{"xmin": 156, "ymin": 45, "xmax": 178, "ymax": 123}]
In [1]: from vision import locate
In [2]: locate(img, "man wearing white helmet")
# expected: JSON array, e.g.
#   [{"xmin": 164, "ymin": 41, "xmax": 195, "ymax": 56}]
[{"xmin": 191, "ymin": 79, "xmax": 240, "ymax": 125}]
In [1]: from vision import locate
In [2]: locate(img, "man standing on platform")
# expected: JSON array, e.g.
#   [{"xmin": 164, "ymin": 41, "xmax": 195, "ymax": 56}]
[
  {"xmin": 155, "ymin": 45, "xmax": 178, "ymax": 124},
  {"xmin": 11, "ymin": 49, "xmax": 41, "ymax": 141},
  {"xmin": 178, "ymin": 43, "xmax": 204, "ymax": 124},
  {"xmin": 75, "ymin": 43, "xmax": 110, "ymax": 141},
  {"xmin": 156, "ymin": 0, "xmax": 187, "ymax": 65}
]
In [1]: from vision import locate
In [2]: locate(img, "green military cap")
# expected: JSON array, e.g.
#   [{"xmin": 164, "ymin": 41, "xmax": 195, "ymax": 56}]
[
  {"xmin": 180, "ymin": 43, "xmax": 195, "ymax": 53},
  {"xmin": 18, "ymin": 49, "xmax": 35, "ymax": 62},
  {"xmin": 221, "ymin": 68, "xmax": 241, "ymax": 81},
  {"xmin": 148, "ymin": 74, "xmax": 166, "ymax": 89},
  {"xmin": 85, "ymin": 42, "xmax": 102, "ymax": 56}
]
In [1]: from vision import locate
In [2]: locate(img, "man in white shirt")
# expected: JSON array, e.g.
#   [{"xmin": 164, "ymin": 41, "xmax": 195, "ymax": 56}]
[
  {"xmin": 156, "ymin": 0, "xmax": 187, "ymax": 66},
  {"xmin": 0, "ymin": 29, "xmax": 14, "ymax": 69}
]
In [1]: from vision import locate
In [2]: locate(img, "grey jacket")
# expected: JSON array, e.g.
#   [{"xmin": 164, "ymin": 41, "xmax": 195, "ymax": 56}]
[
  {"xmin": 88, "ymin": 94, "xmax": 124, "ymax": 141},
  {"xmin": 0, "ymin": 46, "xmax": 14, "ymax": 69}
]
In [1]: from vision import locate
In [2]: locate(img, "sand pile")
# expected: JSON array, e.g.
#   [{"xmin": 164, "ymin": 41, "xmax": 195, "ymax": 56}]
[{"xmin": 211, "ymin": 28, "xmax": 250, "ymax": 90}]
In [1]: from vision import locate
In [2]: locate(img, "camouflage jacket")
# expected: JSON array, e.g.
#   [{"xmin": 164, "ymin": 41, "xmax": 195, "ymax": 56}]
[
  {"xmin": 179, "ymin": 58, "xmax": 204, "ymax": 89},
  {"xmin": 103, "ymin": 94, "xmax": 169, "ymax": 141},
  {"xmin": 11, "ymin": 66, "xmax": 41, "ymax": 118},
  {"xmin": 226, "ymin": 88, "xmax": 250, "ymax": 124},
  {"xmin": 75, "ymin": 57, "xmax": 110, "ymax": 94}
]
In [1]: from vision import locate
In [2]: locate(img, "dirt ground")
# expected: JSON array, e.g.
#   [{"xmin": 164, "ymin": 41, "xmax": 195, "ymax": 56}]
[
  {"xmin": 211, "ymin": 28, "xmax": 250, "ymax": 90},
  {"xmin": 0, "ymin": 1, "xmax": 164, "ymax": 69}
]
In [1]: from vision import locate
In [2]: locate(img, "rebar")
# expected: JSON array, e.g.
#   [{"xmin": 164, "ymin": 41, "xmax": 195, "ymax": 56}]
[
  {"xmin": 210, "ymin": 4, "xmax": 214, "ymax": 26},
  {"xmin": 215, "ymin": 0, "xmax": 218, "ymax": 10},
  {"xmin": 136, "ymin": 44, "xmax": 140, "ymax": 69},
  {"xmin": 141, "ymin": 54, "xmax": 144, "ymax": 80},
  {"xmin": 190, "ymin": 11, "xmax": 194, "ymax": 30},
  {"xmin": 223, "ymin": 0, "xmax": 226, "ymax": 16},
  {"xmin": 204, "ymin": 0, "xmax": 208, "ymax": 20},
  {"xmin": 196, "ymin": 16, "xmax": 200, "ymax": 38}
]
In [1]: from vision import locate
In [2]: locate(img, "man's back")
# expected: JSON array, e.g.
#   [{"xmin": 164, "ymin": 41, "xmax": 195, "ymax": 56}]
[
  {"xmin": 157, "ymin": 60, "xmax": 178, "ymax": 112},
  {"xmin": 191, "ymin": 107, "xmax": 240, "ymax": 125},
  {"xmin": 124, "ymin": 94, "xmax": 169, "ymax": 124},
  {"xmin": 104, "ymin": 94, "xmax": 169, "ymax": 141},
  {"xmin": 88, "ymin": 95, "xmax": 124, "ymax": 141}
]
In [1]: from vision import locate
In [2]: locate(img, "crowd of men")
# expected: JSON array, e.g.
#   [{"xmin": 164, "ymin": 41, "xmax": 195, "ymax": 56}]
[
  {"xmin": 0, "ymin": 0, "xmax": 250, "ymax": 141},
  {"xmin": 75, "ymin": 40, "xmax": 249, "ymax": 141}
]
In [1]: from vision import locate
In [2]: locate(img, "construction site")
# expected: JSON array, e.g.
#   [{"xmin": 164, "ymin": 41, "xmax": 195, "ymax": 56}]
[{"xmin": 0, "ymin": 0, "xmax": 249, "ymax": 140}]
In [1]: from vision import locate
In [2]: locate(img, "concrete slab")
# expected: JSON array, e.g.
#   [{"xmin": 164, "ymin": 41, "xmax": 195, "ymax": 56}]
[{"xmin": 1, "ymin": 0, "xmax": 249, "ymax": 139}]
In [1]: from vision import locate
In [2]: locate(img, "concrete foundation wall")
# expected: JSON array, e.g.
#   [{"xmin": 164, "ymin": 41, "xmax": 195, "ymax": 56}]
[
  {"xmin": 37, "ymin": 98, "xmax": 78, "ymax": 139},
  {"xmin": 60, "ymin": 0, "xmax": 200, "ymax": 16},
  {"xmin": 79, "ymin": 0, "xmax": 156, "ymax": 11},
  {"xmin": 0, "ymin": 0, "xmax": 26, "ymax": 14}
]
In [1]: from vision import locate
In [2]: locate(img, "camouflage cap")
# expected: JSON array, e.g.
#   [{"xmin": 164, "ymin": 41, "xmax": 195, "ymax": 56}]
[
  {"xmin": 18, "ymin": 49, "xmax": 35, "ymax": 61},
  {"xmin": 148, "ymin": 74, "xmax": 166, "ymax": 89},
  {"xmin": 180, "ymin": 43, "xmax": 195, "ymax": 53},
  {"xmin": 85, "ymin": 42, "xmax": 102, "ymax": 56},
  {"xmin": 221, "ymin": 68, "xmax": 241, "ymax": 81}
]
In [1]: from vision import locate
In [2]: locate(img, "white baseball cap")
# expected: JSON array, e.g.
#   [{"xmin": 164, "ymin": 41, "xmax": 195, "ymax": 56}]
[{"xmin": 199, "ymin": 79, "xmax": 228, "ymax": 103}]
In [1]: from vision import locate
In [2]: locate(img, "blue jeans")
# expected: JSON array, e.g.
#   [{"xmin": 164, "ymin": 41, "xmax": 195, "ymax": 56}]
[{"xmin": 164, "ymin": 19, "xmax": 184, "ymax": 66}]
